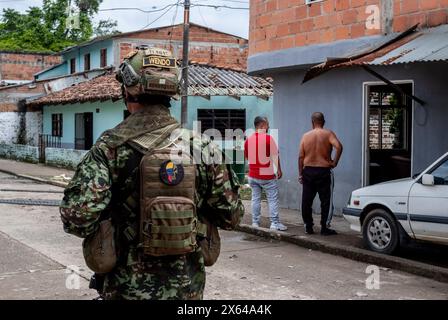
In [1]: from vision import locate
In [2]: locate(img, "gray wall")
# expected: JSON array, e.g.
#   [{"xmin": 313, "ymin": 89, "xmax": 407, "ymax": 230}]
[
  {"xmin": 0, "ymin": 143, "xmax": 39, "ymax": 163},
  {"xmin": 273, "ymin": 62, "xmax": 448, "ymax": 212},
  {"xmin": 45, "ymin": 147, "xmax": 88, "ymax": 169}
]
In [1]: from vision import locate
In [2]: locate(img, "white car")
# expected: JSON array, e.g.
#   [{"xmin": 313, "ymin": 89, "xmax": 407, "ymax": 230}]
[{"xmin": 343, "ymin": 152, "xmax": 448, "ymax": 254}]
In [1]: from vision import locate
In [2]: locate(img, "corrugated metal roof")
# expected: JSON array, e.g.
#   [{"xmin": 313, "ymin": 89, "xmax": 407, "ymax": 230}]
[
  {"xmin": 369, "ymin": 24, "xmax": 448, "ymax": 65},
  {"xmin": 188, "ymin": 64, "xmax": 272, "ymax": 97},
  {"xmin": 27, "ymin": 64, "xmax": 272, "ymax": 107},
  {"xmin": 303, "ymin": 24, "xmax": 448, "ymax": 83}
]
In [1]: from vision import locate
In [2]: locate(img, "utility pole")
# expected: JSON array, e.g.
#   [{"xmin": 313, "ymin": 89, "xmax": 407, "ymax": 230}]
[{"xmin": 181, "ymin": 0, "xmax": 190, "ymax": 127}]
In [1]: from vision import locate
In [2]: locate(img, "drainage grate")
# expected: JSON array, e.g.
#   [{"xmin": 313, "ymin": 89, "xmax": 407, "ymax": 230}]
[{"xmin": 0, "ymin": 199, "xmax": 61, "ymax": 206}]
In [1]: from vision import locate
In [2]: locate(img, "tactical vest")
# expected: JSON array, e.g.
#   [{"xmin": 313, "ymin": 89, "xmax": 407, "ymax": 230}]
[
  {"xmin": 138, "ymin": 146, "xmax": 206, "ymax": 256},
  {"xmin": 102, "ymin": 120, "xmax": 220, "ymax": 267},
  {"xmin": 128, "ymin": 128, "xmax": 211, "ymax": 259}
]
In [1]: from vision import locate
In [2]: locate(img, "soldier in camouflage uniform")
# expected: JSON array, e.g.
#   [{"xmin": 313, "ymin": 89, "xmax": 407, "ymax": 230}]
[{"xmin": 60, "ymin": 46, "xmax": 244, "ymax": 300}]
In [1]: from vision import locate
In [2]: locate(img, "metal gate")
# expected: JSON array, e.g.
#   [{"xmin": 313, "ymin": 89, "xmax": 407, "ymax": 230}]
[{"xmin": 38, "ymin": 134, "xmax": 62, "ymax": 163}]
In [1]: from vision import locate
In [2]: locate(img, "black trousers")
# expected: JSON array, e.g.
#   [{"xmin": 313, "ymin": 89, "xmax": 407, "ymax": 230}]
[{"xmin": 301, "ymin": 167, "xmax": 334, "ymax": 228}]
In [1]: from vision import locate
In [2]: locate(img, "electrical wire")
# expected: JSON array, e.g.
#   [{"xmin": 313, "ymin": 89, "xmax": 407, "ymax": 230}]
[
  {"xmin": 197, "ymin": 5, "xmax": 209, "ymax": 29},
  {"xmin": 138, "ymin": 3, "xmax": 179, "ymax": 31},
  {"xmin": 191, "ymin": 4, "xmax": 249, "ymax": 10},
  {"xmin": 168, "ymin": 0, "xmax": 181, "ymax": 45},
  {"xmin": 192, "ymin": 0, "xmax": 248, "ymax": 4},
  {"xmin": 99, "ymin": 4, "xmax": 178, "ymax": 14}
]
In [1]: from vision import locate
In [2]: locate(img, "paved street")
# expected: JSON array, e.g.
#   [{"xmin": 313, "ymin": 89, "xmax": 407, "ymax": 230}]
[{"xmin": 0, "ymin": 172, "xmax": 447, "ymax": 300}]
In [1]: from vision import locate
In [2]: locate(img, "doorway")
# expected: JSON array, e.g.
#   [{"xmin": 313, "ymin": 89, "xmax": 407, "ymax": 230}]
[
  {"xmin": 75, "ymin": 112, "xmax": 93, "ymax": 150},
  {"xmin": 364, "ymin": 83, "xmax": 413, "ymax": 185}
]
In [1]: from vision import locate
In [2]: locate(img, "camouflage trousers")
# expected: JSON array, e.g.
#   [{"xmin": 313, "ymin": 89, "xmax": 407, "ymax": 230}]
[{"xmin": 102, "ymin": 250, "xmax": 206, "ymax": 300}]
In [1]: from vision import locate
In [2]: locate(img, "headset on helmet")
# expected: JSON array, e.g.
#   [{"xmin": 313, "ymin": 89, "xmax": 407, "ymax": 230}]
[{"xmin": 116, "ymin": 45, "xmax": 181, "ymax": 98}]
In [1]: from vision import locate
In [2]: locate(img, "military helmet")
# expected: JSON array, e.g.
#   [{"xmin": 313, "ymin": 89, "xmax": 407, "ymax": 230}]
[{"xmin": 116, "ymin": 45, "xmax": 180, "ymax": 98}]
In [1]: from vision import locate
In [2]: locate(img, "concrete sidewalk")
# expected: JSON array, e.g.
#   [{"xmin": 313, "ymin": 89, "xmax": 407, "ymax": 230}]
[
  {"xmin": 1, "ymin": 158, "xmax": 448, "ymax": 283},
  {"xmin": 0, "ymin": 159, "xmax": 73, "ymax": 187}
]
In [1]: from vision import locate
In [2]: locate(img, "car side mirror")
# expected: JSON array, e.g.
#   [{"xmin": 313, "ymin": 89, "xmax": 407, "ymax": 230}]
[{"xmin": 421, "ymin": 174, "xmax": 434, "ymax": 186}]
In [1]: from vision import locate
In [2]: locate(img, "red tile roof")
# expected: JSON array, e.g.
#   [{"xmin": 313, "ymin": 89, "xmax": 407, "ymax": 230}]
[
  {"xmin": 28, "ymin": 71, "xmax": 122, "ymax": 106},
  {"xmin": 27, "ymin": 65, "xmax": 273, "ymax": 107}
]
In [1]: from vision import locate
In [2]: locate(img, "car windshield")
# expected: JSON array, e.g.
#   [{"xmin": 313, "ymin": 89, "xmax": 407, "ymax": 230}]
[{"xmin": 430, "ymin": 157, "xmax": 448, "ymax": 184}]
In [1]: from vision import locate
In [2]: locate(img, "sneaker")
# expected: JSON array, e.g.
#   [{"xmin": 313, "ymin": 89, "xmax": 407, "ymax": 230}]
[
  {"xmin": 252, "ymin": 222, "xmax": 260, "ymax": 228},
  {"xmin": 270, "ymin": 223, "xmax": 288, "ymax": 231},
  {"xmin": 320, "ymin": 228, "xmax": 338, "ymax": 236},
  {"xmin": 305, "ymin": 226, "xmax": 314, "ymax": 235}
]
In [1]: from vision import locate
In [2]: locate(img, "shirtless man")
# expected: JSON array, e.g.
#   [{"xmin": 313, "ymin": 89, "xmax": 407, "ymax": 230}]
[{"xmin": 298, "ymin": 112, "xmax": 343, "ymax": 235}]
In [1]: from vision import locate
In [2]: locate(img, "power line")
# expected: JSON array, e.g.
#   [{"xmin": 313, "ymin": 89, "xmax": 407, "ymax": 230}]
[
  {"xmin": 192, "ymin": 0, "xmax": 248, "ymax": 4},
  {"xmin": 138, "ymin": 3, "xmax": 179, "ymax": 31},
  {"xmin": 169, "ymin": 0, "xmax": 181, "ymax": 44},
  {"xmin": 99, "ymin": 4, "xmax": 178, "ymax": 14},
  {"xmin": 191, "ymin": 4, "xmax": 249, "ymax": 10},
  {"xmin": 197, "ymin": 5, "xmax": 208, "ymax": 29}
]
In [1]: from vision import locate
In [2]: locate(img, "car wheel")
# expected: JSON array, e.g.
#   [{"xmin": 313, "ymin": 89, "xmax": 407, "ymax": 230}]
[{"xmin": 362, "ymin": 209, "xmax": 399, "ymax": 254}]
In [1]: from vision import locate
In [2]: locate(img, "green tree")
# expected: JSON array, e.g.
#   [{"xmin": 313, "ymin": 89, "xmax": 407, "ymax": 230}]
[
  {"xmin": 93, "ymin": 18, "xmax": 121, "ymax": 38},
  {"xmin": 0, "ymin": 0, "xmax": 106, "ymax": 53}
]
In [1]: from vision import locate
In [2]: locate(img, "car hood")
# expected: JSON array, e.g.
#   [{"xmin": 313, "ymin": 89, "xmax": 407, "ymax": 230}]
[{"xmin": 353, "ymin": 178, "xmax": 415, "ymax": 197}]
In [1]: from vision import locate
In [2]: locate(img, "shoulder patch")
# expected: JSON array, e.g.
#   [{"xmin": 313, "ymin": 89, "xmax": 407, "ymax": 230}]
[{"xmin": 159, "ymin": 160, "xmax": 184, "ymax": 186}]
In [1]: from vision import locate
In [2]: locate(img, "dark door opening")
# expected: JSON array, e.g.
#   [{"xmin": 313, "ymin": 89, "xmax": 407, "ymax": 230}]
[
  {"xmin": 367, "ymin": 83, "xmax": 413, "ymax": 185},
  {"xmin": 75, "ymin": 112, "xmax": 93, "ymax": 150}
]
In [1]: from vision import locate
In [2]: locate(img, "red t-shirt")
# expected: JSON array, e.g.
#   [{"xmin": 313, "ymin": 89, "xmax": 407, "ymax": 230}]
[{"xmin": 244, "ymin": 132, "xmax": 279, "ymax": 180}]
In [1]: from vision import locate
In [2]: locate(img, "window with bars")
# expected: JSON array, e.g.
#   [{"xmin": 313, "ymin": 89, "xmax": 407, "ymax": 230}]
[
  {"xmin": 197, "ymin": 109, "xmax": 246, "ymax": 138},
  {"xmin": 52, "ymin": 114, "xmax": 63, "ymax": 137},
  {"xmin": 84, "ymin": 53, "xmax": 91, "ymax": 71},
  {"xmin": 368, "ymin": 85, "xmax": 411, "ymax": 151},
  {"xmin": 70, "ymin": 58, "xmax": 76, "ymax": 74},
  {"xmin": 100, "ymin": 48, "xmax": 107, "ymax": 67}
]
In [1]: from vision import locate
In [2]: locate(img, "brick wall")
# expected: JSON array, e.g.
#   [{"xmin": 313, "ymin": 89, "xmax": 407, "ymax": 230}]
[
  {"xmin": 0, "ymin": 143, "xmax": 39, "ymax": 163},
  {"xmin": 118, "ymin": 24, "xmax": 248, "ymax": 70},
  {"xmin": 250, "ymin": 0, "xmax": 448, "ymax": 55},
  {"xmin": 0, "ymin": 52, "xmax": 61, "ymax": 82},
  {"xmin": 45, "ymin": 147, "xmax": 88, "ymax": 169},
  {"xmin": 393, "ymin": 0, "xmax": 448, "ymax": 32},
  {"xmin": 0, "ymin": 81, "xmax": 47, "ymax": 113}
]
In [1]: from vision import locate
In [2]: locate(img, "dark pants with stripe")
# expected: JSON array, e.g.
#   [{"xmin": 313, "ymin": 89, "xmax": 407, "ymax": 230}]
[{"xmin": 301, "ymin": 167, "xmax": 334, "ymax": 229}]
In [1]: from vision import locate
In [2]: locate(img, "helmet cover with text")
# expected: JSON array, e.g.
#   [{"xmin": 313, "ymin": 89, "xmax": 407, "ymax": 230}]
[{"xmin": 116, "ymin": 46, "xmax": 181, "ymax": 98}]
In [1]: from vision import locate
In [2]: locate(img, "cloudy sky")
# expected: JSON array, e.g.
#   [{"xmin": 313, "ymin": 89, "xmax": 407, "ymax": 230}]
[{"xmin": 0, "ymin": 0, "xmax": 250, "ymax": 38}]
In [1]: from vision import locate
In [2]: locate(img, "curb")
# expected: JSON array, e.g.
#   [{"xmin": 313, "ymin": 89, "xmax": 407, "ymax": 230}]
[
  {"xmin": 0, "ymin": 169, "xmax": 68, "ymax": 188},
  {"xmin": 3, "ymin": 168, "xmax": 448, "ymax": 284},
  {"xmin": 236, "ymin": 224, "xmax": 448, "ymax": 284}
]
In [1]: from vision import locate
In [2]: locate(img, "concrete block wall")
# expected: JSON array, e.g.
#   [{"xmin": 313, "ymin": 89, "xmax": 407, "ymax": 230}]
[
  {"xmin": 0, "ymin": 143, "xmax": 39, "ymax": 163},
  {"xmin": 249, "ymin": 0, "xmax": 448, "ymax": 55},
  {"xmin": 45, "ymin": 147, "xmax": 87, "ymax": 169}
]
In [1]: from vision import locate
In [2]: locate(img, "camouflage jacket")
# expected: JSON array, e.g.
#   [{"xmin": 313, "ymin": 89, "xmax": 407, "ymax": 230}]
[{"xmin": 60, "ymin": 105, "xmax": 244, "ymax": 300}]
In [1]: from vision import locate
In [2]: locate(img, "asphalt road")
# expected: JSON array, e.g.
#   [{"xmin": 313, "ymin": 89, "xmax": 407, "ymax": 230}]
[{"xmin": 0, "ymin": 172, "xmax": 447, "ymax": 300}]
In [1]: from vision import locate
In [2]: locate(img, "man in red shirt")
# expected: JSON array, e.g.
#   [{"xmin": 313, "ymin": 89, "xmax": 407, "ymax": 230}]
[{"xmin": 244, "ymin": 116, "xmax": 287, "ymax": 231}]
